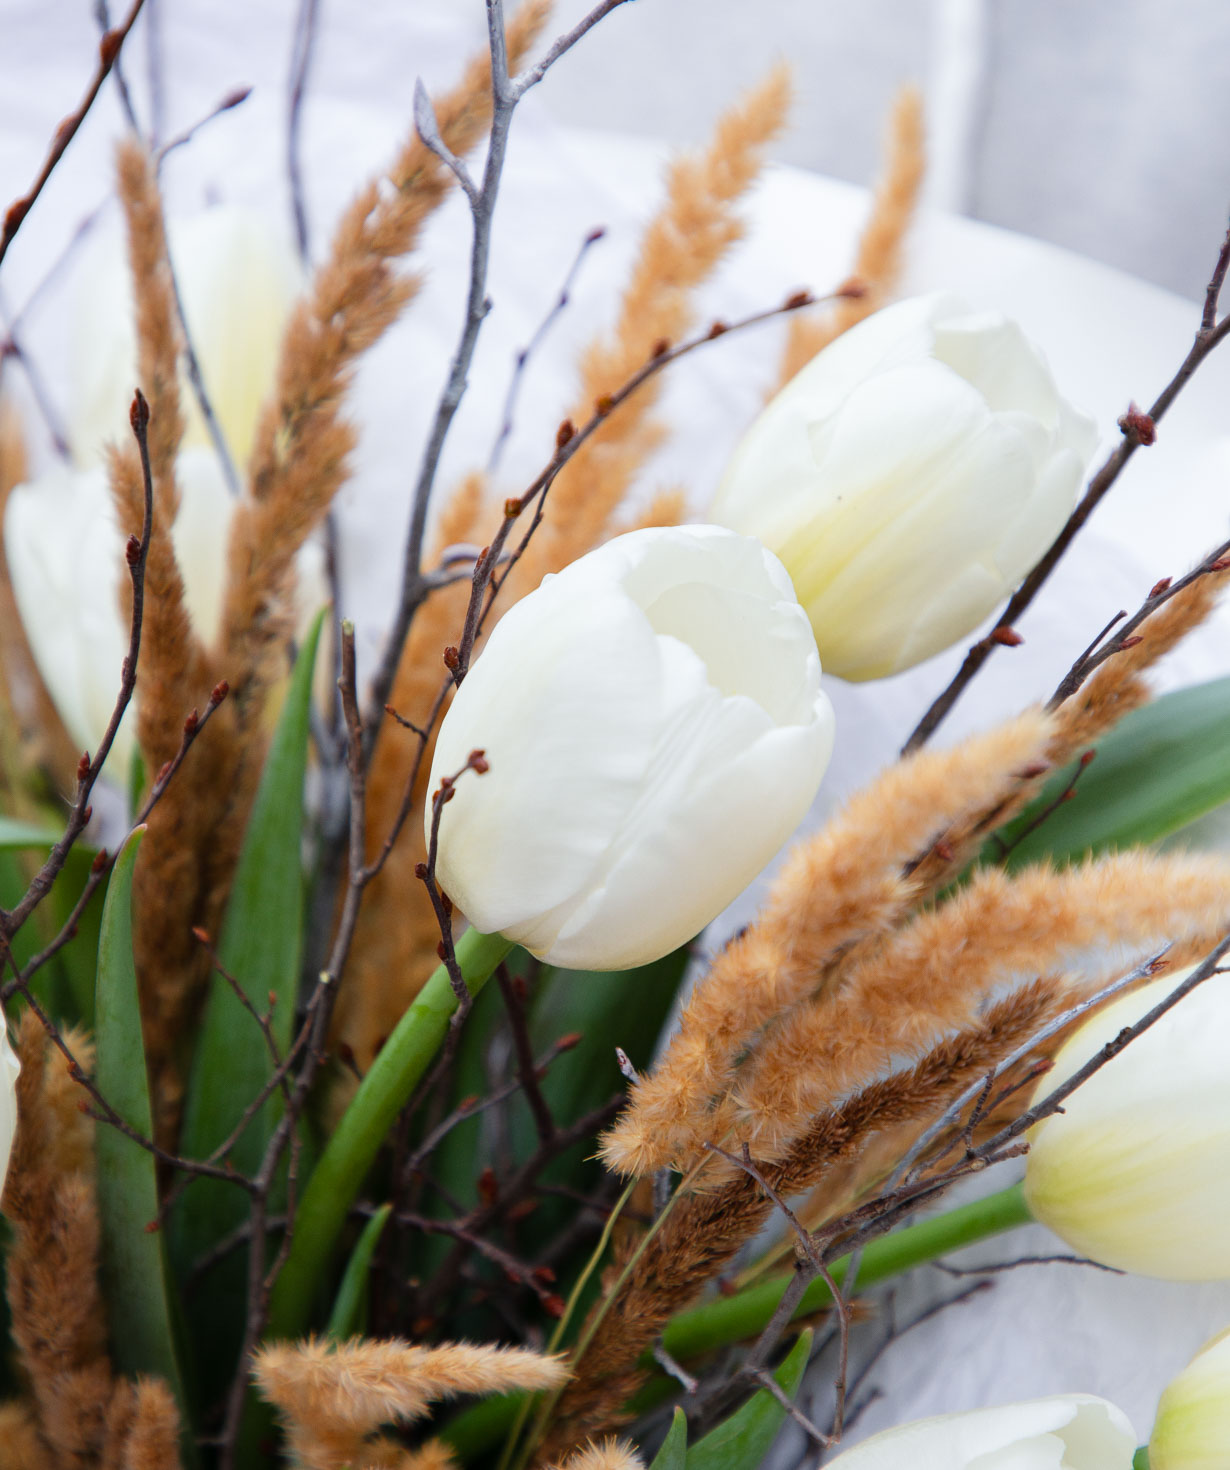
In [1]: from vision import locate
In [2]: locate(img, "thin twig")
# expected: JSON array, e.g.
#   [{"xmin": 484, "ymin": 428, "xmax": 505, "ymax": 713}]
[
  {"xmin": 286, "ymin": 0, "xmax": 321, "ymax": 263},
  {"xmin": 363, "ymin": 0, "xmax": 638, "ymax": 755},
  {"xmin": 496, "ymin": 962, "xmax": 556, "ymax": 1143},
  {"xmin": 0, "ymin": 0, "xmax": 147, "ymax": 270},
  {"xmin": 487, "ymin": 225, "xmax": 606, "ymax": 473}
]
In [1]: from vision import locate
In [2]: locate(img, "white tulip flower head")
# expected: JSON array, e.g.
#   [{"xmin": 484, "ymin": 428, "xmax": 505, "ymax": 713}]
[{"xmin": 427, "ymin": 524, "xmax": 836, "ymax": 971}]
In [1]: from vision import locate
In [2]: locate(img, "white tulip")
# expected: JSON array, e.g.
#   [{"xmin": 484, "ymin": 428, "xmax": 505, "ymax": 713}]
[
  {"xmin": 1149, "ymin": 1328, "xmax": 1230, "ymax": 1470},
  {"xmin": 1024, "ymin": 970, "xmax": 1230, "ymax": 1279},
  {"xmin": 711, "ymin": 293, "xmax": 1098, "ymax": 680},
  {"xmin": 3, "ymin": 206, "xmax": 323, "ymax": 776},
  {"xmin": 427, "ymin": 525, "xmax": 835, "ymax": 970},
  {"xmin": 823, "ymin": 1394, "xmax": 1136, "ymax": 1469},
  {"xmin": 1, "ymin": 1012, "xmax": 19, "ymax": 1193}
]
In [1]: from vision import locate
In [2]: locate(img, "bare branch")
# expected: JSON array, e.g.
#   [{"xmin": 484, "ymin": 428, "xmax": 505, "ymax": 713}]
[{"xmin": 0, "ymin": 0, "xmax": 147, "ymax": 271}]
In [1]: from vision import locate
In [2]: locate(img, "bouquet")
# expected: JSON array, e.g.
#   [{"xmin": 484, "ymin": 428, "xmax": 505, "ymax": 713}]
[{"xmin": 1, "ymin": 5, "xmax": 1229, "ymax": 1469}]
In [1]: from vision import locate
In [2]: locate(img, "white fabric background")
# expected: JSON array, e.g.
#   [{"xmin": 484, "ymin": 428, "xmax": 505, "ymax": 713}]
[{"xmin": 3, "ymin": 0, "xmax": 1230, "ymax": 1456}]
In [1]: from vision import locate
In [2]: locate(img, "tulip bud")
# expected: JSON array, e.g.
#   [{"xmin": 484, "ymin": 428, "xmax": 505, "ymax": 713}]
[
  {"xmin": 711, "ymin": 294, "xmax": 1098, "ymax": 680},
  {"xmin": 1150, "ymin": 1328, "xmax": 1230, "ymax": 1470},
  {"xmin": 823, "ymin": 1394, "xmax": 1136, "ymax": 1468},
  {"xmin": 1, "ymin": 1012, "xmax": 19, "ymax": 1193},
  {"xmin": 2, "ymin": 206, "xmax": 325, "ymax": 777},
  {"xmin": 1024, "ymin": 969, "xmax": 1230, "ymax": 1279},
  {"xmin": 427, "ymin": 525, "xmax": 835, "ymax": 970}
]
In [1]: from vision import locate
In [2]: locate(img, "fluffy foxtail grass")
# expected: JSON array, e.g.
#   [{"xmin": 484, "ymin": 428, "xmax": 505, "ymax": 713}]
[
  {"xmin": 253, "ymin": 1338, "xmax": 569, "ymax": 1470},
  {"xmin": 774, "ymin": 85, "xmax": 924, "ymax": 390},
  {"xmin": 600, "ymin": 708, "xmax": 1057, "ymax": 1177}
]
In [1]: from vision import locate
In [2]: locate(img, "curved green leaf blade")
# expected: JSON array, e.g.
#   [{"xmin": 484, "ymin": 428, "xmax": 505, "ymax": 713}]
[
  {"xmin": 327, "ymin": 1203, "xmax": 392, "ymax": 1341},
  {"xmin": 686, "ymin": 1330, "xmax": 812, "ymax": 1470},
  {"xmin": 94, "ymin": 828, "xmax": 188, "ymax": 1416},
  {"xmin": 174, "ymin": 610, "xmax": 324, "ymax": 1400},
  {"xmin": 650, "ymin": 1409, "xmax": 688, "ymax": 1470},
  {"xmin": 0, "ymin": 817, "xmax": 62, "ymax": 848},
  {"xmin": 993, "ymin": 677, "xmax": 1230, "ymax": 870}
]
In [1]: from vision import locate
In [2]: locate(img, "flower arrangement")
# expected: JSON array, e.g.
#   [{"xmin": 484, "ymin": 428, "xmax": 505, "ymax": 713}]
[{"xmin": 1, "ymin": 5, "xmax": 1230, "ymax": 1470}]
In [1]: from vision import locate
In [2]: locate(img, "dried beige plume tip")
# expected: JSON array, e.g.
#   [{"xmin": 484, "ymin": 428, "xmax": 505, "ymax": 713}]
[
  {"xmin": 548, "ymin": 1439, "xmax": 646, "ymax": 1470},
  {"xmin": 776, "ymin": 83, "xmax": 925, "ymax": 390},
  {"xmin": 600, "ymin": 706, "xmax": 1057, "ymax": 1177},
  {"xmin": 735, "ymin": 850, "xmax": 1230, "ymax": 1159},
  {"xmin": 253, "ymin": 1338, "xmax": 569, "ymax": 1470},
  {"xmin": 512, "ymin": 62, "xmax": 792, "ymax": 597}
]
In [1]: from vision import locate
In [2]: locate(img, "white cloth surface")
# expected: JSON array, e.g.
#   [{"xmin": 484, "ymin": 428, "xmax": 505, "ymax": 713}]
[{"xmin": 4, "ymin": 0, "xmax": 1230, "ymax": 1452}]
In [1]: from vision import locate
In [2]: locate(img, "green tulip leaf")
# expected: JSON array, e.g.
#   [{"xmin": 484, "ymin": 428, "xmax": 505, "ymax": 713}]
[
  {"xmin": 94, "ymin": 828, "xmax": 189, "ymax": 1417},
  {"xmin": 175, "ymin": 609, "xmax": 324, "ymax": 1398},
  {"xmin": 327, "ymin": 1203, "xmax": 392, "ymax": 1341},
  {"xmin": 649, "ymin": 1409, "xmax": 689, "ymax": 1470},
  {"xmin": 0, "ymin": 817, "xmax": 63, "ymax": 848},
  {"xmin": 685, "ymin": 1330, "xmax": 812, "ymax": 1470},
  {"xmin": 991, "ymin": 677, "xmax": 1230, "ymax": 870}
]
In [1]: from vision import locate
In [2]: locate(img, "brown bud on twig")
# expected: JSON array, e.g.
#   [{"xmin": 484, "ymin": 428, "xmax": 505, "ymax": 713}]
[
  {"xmin": 1148, "ymin": 576, "xmax": 1172, "ymax": 598},
  {"xmin": 783, "ymin": 289, "xmax": 813, "ymax": 310},
  {"xmin": 707, "ymin": 320, "xmax": 729, "ymax": 340},
  {"xmin": 77, "ymin": 752, "xmax": 91, "ymax": 781},
  {"xmin": 557, "ymin": 1031, "xmax": 583, "ymax": 1051},
  {"xmin": 91, "ymin": 848, "xmax": 109, "ymax": 874},
  {"xmin": 191, "ymin": 926, "xmax": 211, "ymax": 945},
  {"xmin": 1118, "ymin": 402, "xmax": 1156, "ymax": 444},
  {"xmin": 125, "ymin": 534, "xmax": 141, "ymax": 566},
  {"xmin": 443, "ymin": 645, "xmax": 460, "ymax": 671},
  {"xmin": 990, "ymin": 625, "xmax": 1024, "ymax": 646},
  {"xmin": 651, "ymin": 337, "xmax": 671, "ymax": 359},
  {"xmin": 1079, "ymin": 749, "xmax": 1097, "ymax": 768},
  {"xmin": 1117, "ymin": 635, "xmax": 1144, "ymax": 650},
  {"xmin": 555, "ymin": 418, "xmax": 575, "ymax": 449},
  {"xmin": 593, "ymin": 394, "xmax": 614, "ymax": 418},
  {"xmin": 477, "ymin": 1166, "xmax": 499, "ymax": 1206},
  {"xmin": 210, "ymin": 680, "xmax": 229, "ymax": 704},
  {"xmin": 99, "ymin": 28, "xmax": 123, "ymax": 65},
  {"xmin": 129, "ymin": 388, "xmax": 149, "ymax": 432},
  {"xmin": 504, "ymin": 496, "xmax": 522, "ymax": 518},
  {"xmin": 183, "ymin": 709, "xmax": 200, "ymax": 735},
  {"xmin": 469, "ymin": 749, "xmax": 489, "ymax": 774},
  {"xmin": 414, "ymin": 862, "xmax": 428, "ymax": 880}
]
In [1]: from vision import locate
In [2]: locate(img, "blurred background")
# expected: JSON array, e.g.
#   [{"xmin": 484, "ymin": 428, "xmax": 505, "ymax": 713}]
[
  {"xmin": 4, "ymin": 1, "xmax": 1230, "ymax": 299},
  {"xmin": 544, "ymin": 0, "xmax": 1230, "ymax": 301}
]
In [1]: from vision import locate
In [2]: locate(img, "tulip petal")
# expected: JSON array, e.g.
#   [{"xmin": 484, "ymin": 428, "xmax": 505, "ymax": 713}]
[
  {"xmin": 430, "ymin": 580, "xmax": 661, "ymax": 946},
  {"xmin": 71, "ymin": 205, "xmax": 296, "ymax": 472},
  {"xmin": 544, "ymin": 635, "xmax": 834, "ymax": 969},
  {"xmin": 711, "ymin": 294, "xmax": 1096, "ymax": 680},
  {"xmin": 429, "ymin": 525, "xmax": 833, "ymax": 971},
  {"xmin": 0, "ymin": 1011, "xmax": 19, "ymax": 1193},
  {"xmin": 824, "ymin": 1395, "xmax": 1136, "ymax": 1469},
  {"xmin": 4, "ymin": 464, "xmax": 133, "ymax": 768},
  {"xmin": 1026, "ymin": 971, "xmax": 1230, "ymax": 1279}
]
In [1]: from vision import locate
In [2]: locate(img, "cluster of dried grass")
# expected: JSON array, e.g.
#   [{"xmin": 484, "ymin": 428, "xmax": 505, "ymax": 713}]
[
  {"xmin": 4, "ymin": 6, "xmax": 1225, "ymax": 1469},
  {"xmin": 539, "ymin": 568, "xmax": 1230, "ymax": 1446}
]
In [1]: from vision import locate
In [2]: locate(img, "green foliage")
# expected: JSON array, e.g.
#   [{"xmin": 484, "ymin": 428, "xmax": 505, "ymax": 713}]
[
  {"xmin": 648, "ymin": 1410, "xmax": 688, "ymax": 1470},
  {"xmin": 993, "ymin": 677, "xmax": 1230, "ymax": 868},
  {"xmin": 327, "ymin": 1203, "xmax": 392, "ymax": 1340},
  {"xmin": 173, "ymin": 612, "xmax": 324, "ymax": 1401},
  {"xmin": 685, "ymin": 1331, "xmax": 813, "ymax": 1470},
  {"xmin": 93, "ymin": 830, "xmax": 189, "ymax": 1424}
]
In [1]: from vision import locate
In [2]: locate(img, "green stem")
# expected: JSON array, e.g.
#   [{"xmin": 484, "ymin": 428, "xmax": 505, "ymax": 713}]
[
  {"xmin": 659, "ymin": 1182, "xmax": 1031, "ymax": 1365},
  {"xmin": 441, "ymin": 1182, "xmax": 1033, "ymax": 1461},
  {"xmin": 266, "ymin": 929, "xmax": 514, "ymax": 1342}
]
